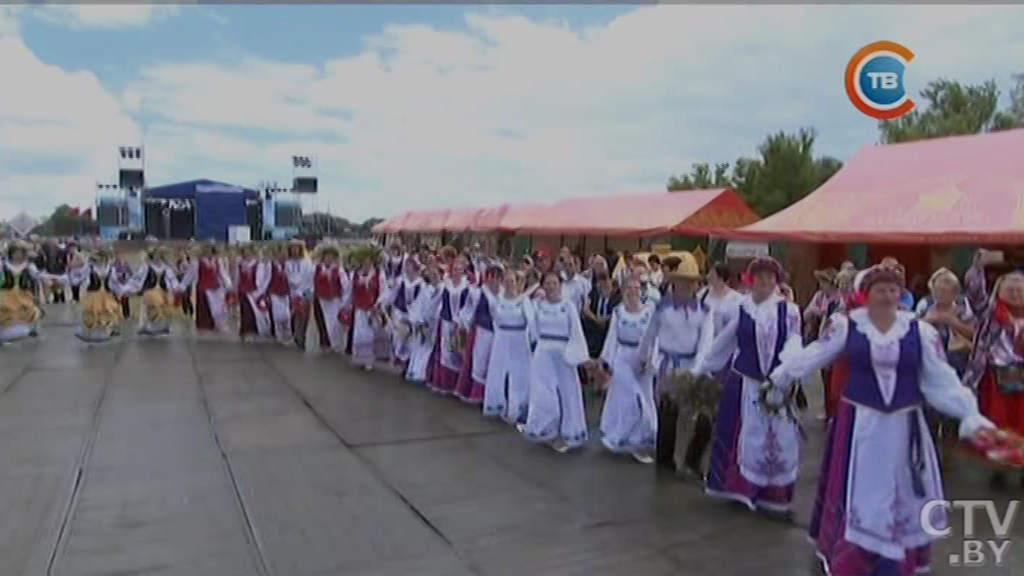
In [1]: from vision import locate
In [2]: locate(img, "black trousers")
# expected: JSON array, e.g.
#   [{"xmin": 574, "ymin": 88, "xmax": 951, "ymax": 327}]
[
  {"xmin": 181, "ymin": 292, "xmax": 194, "ymax": 316},
  {"xmin": 120, "ymin": 297, "xmax": 131, "ymax": 318},
  {"xmin": 70, "ymin": 286, "xmax": 79, "ymax": 303},
  {"xmin": 656, "ymin": 399, "xmax": 714, "ymax": 472}
]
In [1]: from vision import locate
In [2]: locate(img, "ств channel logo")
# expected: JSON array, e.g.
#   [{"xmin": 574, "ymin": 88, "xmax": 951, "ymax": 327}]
[{"xmin": 845, "ymin": 41, "xmax": 916, "ymax": 120}]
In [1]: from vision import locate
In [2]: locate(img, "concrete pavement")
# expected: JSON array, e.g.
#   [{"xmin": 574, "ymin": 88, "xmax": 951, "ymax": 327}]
[{"xmin": 0, "ymin": 306, "xmax": 1019, "ymax": 576}]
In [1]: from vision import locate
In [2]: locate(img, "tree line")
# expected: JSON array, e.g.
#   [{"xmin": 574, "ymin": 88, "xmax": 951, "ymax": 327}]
[{"xmin": 667, "ymin": 74, "xmax": 1024, "ymax": 217}]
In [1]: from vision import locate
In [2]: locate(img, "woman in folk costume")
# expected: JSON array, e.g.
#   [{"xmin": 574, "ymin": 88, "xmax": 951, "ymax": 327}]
[
  {"xmin": 267, "ymin": 244, "xmax": 298, "ymax": 345},
  {"xmin": 347, "ymin": 251, "xmax": 387, "ymax": 370},
  {"xmin": 598, "ymin": 276, "xmax": 658, "ymax": 463},
  {"xmin": 454, "ymin": 265, "xmax": 503, "ymax": 404},
  {"xmin": 186, "ymin": 243, "xmax": 234, "ymax": 334},
  {"xmin": 963, "ymin": 248, "xmax": 1024, "ymax": 489},
  {"xmin": 309, "ymin": 243, "xmax": 350, "ymax": 352},
  {"xmin": 769, "ymin": 263, "xmax": 994, "ymax": 576},
  {"xmin": 483, "ymin": 269, "xmax": 535, "ymax": 425},
  {"xmin": 175, "ymin": 248, "xmax": 195, "ymax": 318},
  {"xmin": 690, "ymin": 256, "xmax": 802, "ymax": 517},
  {"xmin": 406, "ymin": 264, "xmax": 441, "ymax": 384},
  {"xmin": 383, "ymin": 259, "xmax": 423, "ymax": 368},
  {"xmin": 112, "ymin": 251, "xmax": 133, "ymax": 320},
  {"xmin": 427, "ymin": 255, "xmax": 474, "ymax": 394},
  {"xmin": 383, "ymin": 242, "xmax": 406, "ymax": 286},
  {"xmin": 521, "ymin": 272, "xmax": 592, "ymax": 453},
  {"xmin": 235, "ymin": 243, "xmax": 272, "ymax": 341},
  {"xmin": 69, "ymin": 247, "xmax": 126, "ymax": 343},
  {"xmin": 285, "ymin": 240, "xmax": 315, "ymax": 348},
  {"xmin": 0, "ymin": 241, "xmax": 42, "ymax": 342},
  {"xmin": 638, "ymin": 253, "xmax": 716, "ymax": 477},
  {"xmin": 129, "ymin": 247, "xmax": 178, "ymax": 336}
]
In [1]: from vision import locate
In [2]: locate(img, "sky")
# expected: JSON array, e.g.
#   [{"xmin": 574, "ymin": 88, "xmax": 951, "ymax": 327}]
[{"xmin": 2, "ymin": 4, "xmax": 1024, "ymax": 222}]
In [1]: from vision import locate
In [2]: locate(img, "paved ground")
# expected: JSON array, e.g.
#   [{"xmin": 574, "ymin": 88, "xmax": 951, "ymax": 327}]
[{"xmin": 0, "ymin": 305, "xmax": 1020, "ymax": 576}]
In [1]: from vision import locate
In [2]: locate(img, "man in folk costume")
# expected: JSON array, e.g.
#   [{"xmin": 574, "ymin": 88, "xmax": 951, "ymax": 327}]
[
  {"xmin": 285, "ymin": 240, "xmax": 315, "ymax": 347},
  {"xmin": 129, "ymin": 246, "xmax": 178, "ymax": 336},
  {"xmin": 964, "ymin": 248, "xmax": 1024, "ymax": 489},
  {"xmin": 235, "ymin": 243, "xmax": 272, "ymax": 341},
  {"xmin": 638, "ymin": 252, "xmax": 717, "ymax": 479},
  {"xmin": 428, "ymin": 255, "xmax": 474, "ymax": 394},
  {"xmin": 346, "ymin": 252, "xmax": 387, "ymax": 370},
  {"xmin": 454, "ymin": 264, "xmax": 502, "ymax": 404},
  {"xmin": 690, "ymin": 256, "xmax": 803, "ymax": 519},
  {"xmin": 383, "ymin": 258, "xmax": 423, "ymax": 368},
  {"xmin": 0, "ymin": 240, "xmax": 42, "ymax": 342},
  {"xmin": 69, "ymin": 246, "xmax": 125, "ymax": 343},
  {"xmin": 311, "ymin": 243, "xmax": 351, "ymax": 353},
  {"xmin": 186, "ymin": 243, "xmax": 234, "ymax": 334}
]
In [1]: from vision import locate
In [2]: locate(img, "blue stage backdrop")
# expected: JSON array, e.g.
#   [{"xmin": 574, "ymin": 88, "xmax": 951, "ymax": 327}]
[{"xmin": 145, "ymin": 179, "xmax": 258, "ymax": 241}]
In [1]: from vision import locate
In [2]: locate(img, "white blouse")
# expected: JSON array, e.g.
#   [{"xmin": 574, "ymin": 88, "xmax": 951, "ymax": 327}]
[
  {"xmin": 692, "ymin": 294, "xmax": 802, "ymax": 378},
  {"xmin": 769, "ymin": 308, "xmax": 992, "ymax": 437}
]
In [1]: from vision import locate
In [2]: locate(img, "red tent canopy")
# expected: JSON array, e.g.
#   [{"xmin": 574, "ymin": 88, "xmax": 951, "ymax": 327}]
[
  {"xmin": 372, "ymin": 189, "xmax": 758, "ymax": 237},
  {"xmin": 727, "ymin": 129, "xmax": 1024, "ymax": 244},
  {"xmin": 499, "ymin": 189, "xmax": 758, "ymax": 236}
]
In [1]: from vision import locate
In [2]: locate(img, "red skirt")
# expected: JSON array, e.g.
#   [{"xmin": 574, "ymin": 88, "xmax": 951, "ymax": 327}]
[
  {"xmin": 824, "ymin": 359, "xmax": 848, "ymax": 420},
  {"xmin": 979, "ymin": 368, "xmax": 1024, "ymax": 435}
]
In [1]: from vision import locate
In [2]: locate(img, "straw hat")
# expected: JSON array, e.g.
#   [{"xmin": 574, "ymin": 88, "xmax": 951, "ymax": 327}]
[{"xmin": 668, "ymin": 251, "xmax": 701, "ymax": 280}]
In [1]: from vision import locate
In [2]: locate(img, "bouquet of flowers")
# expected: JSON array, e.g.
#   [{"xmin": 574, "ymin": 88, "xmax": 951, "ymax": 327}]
[
  {"xmin": 393, "ymin": 319, "xmax": 411, "ymax": 339},
  {"xmin": 449, "ymin": 327, "xmax": 468, "ymax": 354},
  {"xmin": 339, "ymin": 308, "xmax": 353, "ymax": 326},
  {"xmin": 962, "ymin": 428, "xmax": 1024, "ymax": 469},
  {"xmin": 666, "ymin": 371, "xmax": 721, "ymax": 419}
]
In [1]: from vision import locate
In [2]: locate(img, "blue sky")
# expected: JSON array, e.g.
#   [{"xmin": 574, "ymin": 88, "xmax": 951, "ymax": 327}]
[{"xmin": 2, "ymin": 4, "xmax": 1024, "ymax": 221}]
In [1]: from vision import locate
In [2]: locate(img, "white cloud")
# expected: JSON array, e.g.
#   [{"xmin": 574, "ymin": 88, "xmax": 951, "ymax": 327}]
[
  {"xmin": 33, "ymin": 5, "xmax": 180, "ymax": 30},
  {"xmin": 0, "ymin": 6, "xmax": 22, "ymax": 37},
  {"xmin": 4, "ymin": 5, "xmax": 1024, "ymax": 222},
  {"xmin": 0, "ymin": 35, "xmax": 140, "ymax": 217}
]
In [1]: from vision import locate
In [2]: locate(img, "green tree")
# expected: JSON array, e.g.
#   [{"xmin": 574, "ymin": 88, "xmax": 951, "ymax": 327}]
[
  {"xmin": 31, "ymin": 205, "xmax": 97, "ymax": 237},
  {"xmin": 879, "ymin": 77, "xmax": 1024, "ymax": 143},
  {"xmin": 668, "ymin": 128, "xmax": 842, "ymax": 216}
]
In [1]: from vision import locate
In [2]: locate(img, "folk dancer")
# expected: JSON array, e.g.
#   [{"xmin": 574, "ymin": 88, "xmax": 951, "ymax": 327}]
[
  {"xmin": 347, "ymin": 254, "xmax": 386, "ymax": 370},
  {"xmin": 406, "ymin": 265, "xmax": 441, "ymax": 383},
  {"xmin": 384, "ymin": 259, "xmax": 423, "ymax": 368},
  {"xmin": 384, "ymin": 242, "xmax": 405, "ymax": 286},
  {"xmin": 0, "ymin": 241, "xmax": 41, "ymax": 342},
  {"xmin": 639, "ymin": 253, "xmax": 716, "ymax": 477},
  {"xmin": 188, "ymin": 244, "xmax": 234, "ymax": 334},
  {"xmin": 483, "ymin": 269, "xmax": 535, "ymax": 425},
  {"xmin": 285, "ymin": 240, "xmax": 315, "ymax": 348},
  {"xmin": 769, "ymin": 263, "xmax": 994, "ymax": 576},
  {"xmin": 804, "ymin": 268, "xmax": 843, "ymax": 420},
  {"xmin": 963, "ymin": 248, "xmax": 1024, "ymax": 489},
  {"xmin": 129, "ymin": 247, "xmax": 177, "ymax": 336},
  {"xmin": 427, "ymin": 256, "xmax": 473, "ymax": 394},
  {"xmin": 455, "ymin": 265, "xmax": 502, "ymax": 404},
  {"xmin": 598, "ymin": 276, "xmax": 657, "ymax": 463},
  {"xmin": 175, "ymin": 249, "xmax": 195, "ymax": 318},
  {"xmin": 69, "ymin": 247, "xmax": 125, "ymax": 343},
  {"xmin": 690, "ymin": 256, "xmax": 802, "ymax": 518},
  {"xmin": 235, "ymin": 244, "xmax": 272, "ymax": 341},
  {"xmin": 267, "ymin": 246, "xmax": 297, "ymax": 345},
  {"xmin": 310, "ymin": 243, "xmax": 350, "ymax": 352},
  {"xmin": 521, "ymin": 272, "xmax": 591, "ymax": 453},
  {"xmin": 112, "ymin": 252, "xmax": 133, "ymax": 319}
]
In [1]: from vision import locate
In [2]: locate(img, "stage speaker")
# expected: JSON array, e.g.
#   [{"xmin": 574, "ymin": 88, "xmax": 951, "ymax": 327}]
[{"xmin": 293, "ymin": 176, "xmax": 317, "ymax": 193}]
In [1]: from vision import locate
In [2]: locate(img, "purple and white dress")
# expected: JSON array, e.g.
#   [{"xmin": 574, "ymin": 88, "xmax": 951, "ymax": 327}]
[
  {"xmin": 385, "ymin": 275, "xmax": 422, "ymax": 363},
  {"xmin": 693, "ymin": 294, "xmax": 802, "ymax": 512},
  {"xmin": 770, "ymin": 308, "xmax": 992, "ymax": 575},
  {"xmin": 428, "ymin": 276, "xmax": 472, "ymax": 394}
]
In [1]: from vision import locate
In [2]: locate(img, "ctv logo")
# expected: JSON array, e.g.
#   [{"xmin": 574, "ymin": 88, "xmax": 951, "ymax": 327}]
[
  {"xmin": 921, "ymin": 500, "xmax": 1017, "ymax": 568},
  {"xmin": 845, "ymin": 41, "xmax": 915, "ymax": 120}
]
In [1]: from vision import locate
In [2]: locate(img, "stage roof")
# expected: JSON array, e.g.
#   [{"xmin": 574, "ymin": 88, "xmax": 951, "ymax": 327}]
[
  {"xmin": 146, "ymin": 179, "xmax": 258, "ymax": 201},
  {"xmin": 372, "ymin": 189, "xmax": 758, "ymax": 237},
  {"xmin": 726, "ymin": 129, "xmax": 1024, "ymax": 244}
]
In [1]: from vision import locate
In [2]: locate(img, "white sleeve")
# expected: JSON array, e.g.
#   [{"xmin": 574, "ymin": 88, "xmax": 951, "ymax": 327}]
[
  {"xmin": 599, "ymin": 308, "xmax": 619, "ymax": 364},
  {"xmin": 564, "ymin": 305, "xmax": 590, "ymax": 367},
  {"xmin": 218, "ymin": 260, "xmax": 233, "ymax": 292},
  {"xmin": 769, "ymin": 313, "xmax": 849, "ymax": 386},
  {"xmin": 692, "ymin": 308, "xmax": 740, "ymax": 376},
  {"xmin": 779, "ymin": 302, "xmax": 804, "ymax": 363},
  {"xmin": 638, "ymin": 308, "xmax": 661, "ymax": 362},
  {"xmin": 339, "ymin": 269, "xmax": 353, "ymax": 309},
  {"xmin": 692, "ymin": 311, "xmax": 716, "ymax": 373},
  {"xmin": 918, "ymin": 321, "xmax": 994, "ymax": 437}
]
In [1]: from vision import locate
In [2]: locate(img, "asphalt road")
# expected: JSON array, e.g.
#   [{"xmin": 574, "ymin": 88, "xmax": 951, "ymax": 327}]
[{"xmin": 0, "ymin": 305, "xmax": 1019, "ymax": 576}]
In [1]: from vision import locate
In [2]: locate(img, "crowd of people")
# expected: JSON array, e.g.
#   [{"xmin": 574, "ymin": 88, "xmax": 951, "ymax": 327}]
[{"xmin": 1, "ymin": 234, "xmax": 1020, "ymax": 576}]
